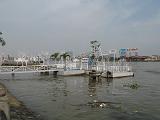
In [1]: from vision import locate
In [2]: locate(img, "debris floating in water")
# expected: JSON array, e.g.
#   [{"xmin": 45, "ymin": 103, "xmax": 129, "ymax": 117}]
[{"xmin": 123, "ymin": 83, "xmax": 140, "ymax": 89}]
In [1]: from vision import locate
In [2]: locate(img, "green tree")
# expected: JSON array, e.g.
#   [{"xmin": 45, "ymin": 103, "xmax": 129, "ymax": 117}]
[
  {"xmin": 0, "ymin": 32, "xmax": 6, "ymax": 46},
  {"xmin": 60, "ymin": 52, "xmax": 70, "ymax": 70},
  {"xmin": 50, "ymin": 52, "xmax": 60, "ymax": 63}
]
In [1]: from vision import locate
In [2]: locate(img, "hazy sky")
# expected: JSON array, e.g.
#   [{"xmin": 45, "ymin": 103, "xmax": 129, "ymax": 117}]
[{"xmin": 0, "ymin": 0, "xmax": 160, "ymax": 56}]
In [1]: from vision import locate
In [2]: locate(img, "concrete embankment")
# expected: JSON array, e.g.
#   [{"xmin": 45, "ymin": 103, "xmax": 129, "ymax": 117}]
[{"xmin": 0, "ymin": 83, "xmax": 44, "ymax": 120}]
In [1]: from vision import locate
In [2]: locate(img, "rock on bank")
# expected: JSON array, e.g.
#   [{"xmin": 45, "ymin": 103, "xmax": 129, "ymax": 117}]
[{"xmin": 0, "ymin": 83, "xmax": 44, "ymax": 120}]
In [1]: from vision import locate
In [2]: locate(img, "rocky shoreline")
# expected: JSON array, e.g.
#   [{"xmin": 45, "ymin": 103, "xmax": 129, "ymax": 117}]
[
  {"xmin": 0, "ymin": 83, "xmax": 44, "ymax": 120},
  {"xmin": 10, "ymin": 105, "xmax": 43, "ymax": 120}
]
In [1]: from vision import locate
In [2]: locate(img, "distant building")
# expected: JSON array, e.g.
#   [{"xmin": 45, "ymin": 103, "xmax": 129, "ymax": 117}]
[
  {"xmin": 145, "ymin": 55, "xmax": 160, "ymax": 62},
  {"xmin": 126, "ymin": 56, "xmax": 149, "ymax": 62}
]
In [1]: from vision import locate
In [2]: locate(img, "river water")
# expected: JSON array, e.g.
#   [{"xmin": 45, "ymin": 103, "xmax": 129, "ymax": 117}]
[{"xmin": 0, "ymin": 62, "xmax": 160, "ymax": 120}]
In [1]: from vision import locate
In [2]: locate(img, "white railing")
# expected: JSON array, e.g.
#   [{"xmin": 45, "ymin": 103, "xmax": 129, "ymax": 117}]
[
  {"xmin": 80, "ymin": 61, "xmax": 132, "ymax": 72},
  {"xmin": 96, "ymin": 65, "xmax": 132, "ymax": 72},
  {"xmin": 0, "ymin": 65, "xmax": 58, "ymax": 74}
]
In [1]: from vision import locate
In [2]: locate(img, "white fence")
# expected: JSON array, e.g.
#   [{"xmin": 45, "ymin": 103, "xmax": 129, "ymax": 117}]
[
  {"xmin": 96, "ymin": 65, "xmax": 132, "ymax": 72},
  {"xmin": 0, "ymin": 65, "xmax": 59, "ymax": 74},
  {"xmin": 81, "ymin": 62, "xmax": 132, "ymax": 72}
]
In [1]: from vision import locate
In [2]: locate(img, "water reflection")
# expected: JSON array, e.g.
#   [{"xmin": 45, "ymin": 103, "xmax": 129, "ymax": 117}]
[
  {"xmin": 87, "ymin": 77, "xmax": 123, "ymax": 110},
  {"xmin": 88, "ymin": 77, "xmax": 113, "ymax": 97},
  {"xmin": 47, "ymin": 77, "xmax": 69, "ymax": 99},
  {"xmin": 106, "ymin": 78, "xmax": 113, "ymax": 86},
  {"xmin": 88, "ymin": 78, "xmax": 97, "ymax": 97}
]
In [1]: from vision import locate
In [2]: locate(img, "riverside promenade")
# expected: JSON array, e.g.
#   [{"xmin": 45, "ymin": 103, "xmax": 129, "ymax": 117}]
[{"xmin": 0, "ymin": 83, "xmax": 44, "ymax": 120}]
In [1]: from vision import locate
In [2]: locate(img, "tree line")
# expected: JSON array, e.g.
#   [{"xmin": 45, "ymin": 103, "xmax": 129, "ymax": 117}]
[{"xmin": 0, "ymin": 32, "xmax": 6, "ymax": 46}]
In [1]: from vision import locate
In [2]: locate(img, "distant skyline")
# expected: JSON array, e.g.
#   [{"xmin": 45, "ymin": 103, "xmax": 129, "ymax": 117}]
[{"xmin": 0, "ymin": 0, "xmax": 160, "ymax": 56}]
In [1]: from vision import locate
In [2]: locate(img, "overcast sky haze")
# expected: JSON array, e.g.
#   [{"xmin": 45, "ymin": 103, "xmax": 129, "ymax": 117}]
[{"xmin": 0, "ymin": 0, "xmax": 160, "ymax": 56}]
